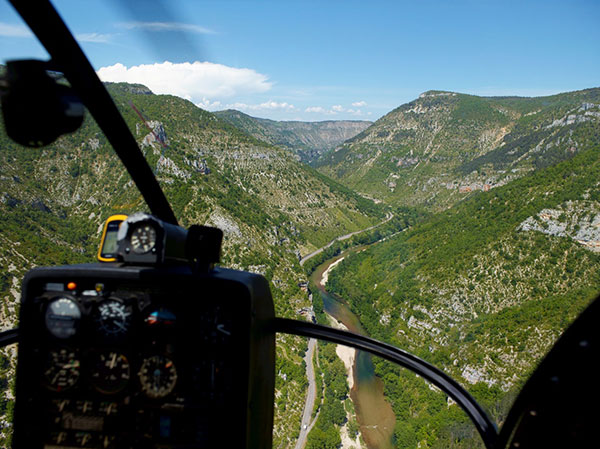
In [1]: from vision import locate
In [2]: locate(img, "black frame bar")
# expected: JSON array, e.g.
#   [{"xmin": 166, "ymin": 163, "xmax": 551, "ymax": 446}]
[
  {"xmin": 273, "ymin": 317, "xmax": 498, "ymax": 449},
  {"xmin": 8, "ymin": 0, "xmax": 178, "ymax": 225}
]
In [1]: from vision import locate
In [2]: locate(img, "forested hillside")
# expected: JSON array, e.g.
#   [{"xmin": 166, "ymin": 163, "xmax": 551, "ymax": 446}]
[
  {"xmin": 0, "ymin": 81, "xmax": 386, "ymax": 447},
  {"xmin": 2, "ymin": 79, "xmax": 599, "ymax": 449},
  {"xmin": 324, "ymin": 141, "xmax": 600, "ymax": 447},
  {"xmin": 317, "ymin": 88, "xmax": 600, "ymax": 212}
]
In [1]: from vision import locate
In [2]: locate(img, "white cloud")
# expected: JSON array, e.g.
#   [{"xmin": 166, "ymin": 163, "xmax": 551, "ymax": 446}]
[
  {"xmin": 352, "ymin": 101, "xmax": 367, "ymax": 107},
  {"xmin": 0, "ymin": 22, "xmax": 115, "ymax": 44},
  {"xmin": 305, "ymin": 106, "xmax": 326, "ymax": 113},
  {"xmin": 97, "ymin": 61, "xmax": 272, "ymax": 103},
  {"xmin": 303, "ymin": 103, "xmax": 369, "ymax": 118},
  {"xmin": 76, "ymin": 32, "xmax": 114, "ymax": 44},
  {"xmin": 196, "ymin": 98, "xmax": 222, "ymax": 110},
  {"xmin": 305, "ymin": 105, "xmax": 358, "ymax": 115},
  {"xmin": 0, "ymin": 22, "xmax": 33, "ymax": 38},
  {"xmin": 227, "ymin": 101, "xmax": 295, "ymax": 112},
  {"xmin": 119, "ymin": 22, "xmax": 215, "ymax": 35}
]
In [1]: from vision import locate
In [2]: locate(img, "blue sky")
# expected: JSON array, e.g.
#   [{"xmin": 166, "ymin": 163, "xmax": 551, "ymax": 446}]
[{"xmin": 1, "ymin": 0, "xmax": 599, "ymax": 121}]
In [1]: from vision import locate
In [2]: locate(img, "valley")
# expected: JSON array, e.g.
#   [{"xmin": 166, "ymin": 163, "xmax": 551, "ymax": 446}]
[{"xmin": 1, "ymin": 83, "xmax": 599, "ymax": 449}]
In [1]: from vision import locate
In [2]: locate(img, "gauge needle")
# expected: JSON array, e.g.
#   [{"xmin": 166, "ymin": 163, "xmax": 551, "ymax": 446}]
[
  {"xmin": 217, "ymin": 324, "xmax": 231, "ymax": 336},
  {"xmin": 110, "ymin": 353, "xmax": 117, "ymax": 370}
]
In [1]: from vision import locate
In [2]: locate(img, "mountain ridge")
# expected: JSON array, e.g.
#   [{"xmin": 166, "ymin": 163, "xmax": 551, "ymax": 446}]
[
  {"xmin": 0, "ymin": 81, "xmax": 386, "ymax": 447},
  {"xmin": 316, "ymin": 87, "xmax": 600, "ymax": 213},
  {"xmin": 214, "ymin": 109, "xmax": 371, "ymax": 163}
]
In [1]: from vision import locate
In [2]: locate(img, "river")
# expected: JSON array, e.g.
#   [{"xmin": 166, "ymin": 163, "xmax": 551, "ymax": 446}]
[{"xmin": 309, "ymin": 251, "xmax": 396, "ymax": 449}]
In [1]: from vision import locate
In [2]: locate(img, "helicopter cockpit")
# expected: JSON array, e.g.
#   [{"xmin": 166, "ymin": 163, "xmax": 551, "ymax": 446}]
[{"xmin": 0, "ymin": 1, "xmax": 598, "ymax": 448}]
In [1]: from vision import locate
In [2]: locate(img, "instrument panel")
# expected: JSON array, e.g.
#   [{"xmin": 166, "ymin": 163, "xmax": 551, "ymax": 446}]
[{"xmin": 13, "ymin": 264, "xmax": 275, "ymax": 449}]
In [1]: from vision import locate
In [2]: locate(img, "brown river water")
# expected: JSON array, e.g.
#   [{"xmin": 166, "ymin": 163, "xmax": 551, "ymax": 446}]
[{"xmin": 309, "ymin": 252, "xmax": 396, "ymax": 449}]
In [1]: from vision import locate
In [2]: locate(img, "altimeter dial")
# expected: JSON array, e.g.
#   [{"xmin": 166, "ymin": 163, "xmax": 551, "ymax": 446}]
[
  {"xmin": 138, "ymin": 355, "xmax": 177, "ymax": 399},
  {"xmin": 130, "ymin": 224, "xmax": 157, "ymax": 254},
  {"xmin": 95, "ymin": 299, "xmax": 132, "ymax": 336}
]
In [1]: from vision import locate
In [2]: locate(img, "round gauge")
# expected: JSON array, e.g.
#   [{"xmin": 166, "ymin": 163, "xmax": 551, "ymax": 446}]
[
  {"xmin": 44, "ymin": 348, "xmax": 80, "ymax": 391},
  {"xmin": 90, "ymin": 351, "xmax": 130, "ymax": 394},
  {"xmin": 138, "ymin": 355, "xmax": 177, "ymax": 399},
  {"xmin": 130, "ymin": 223, "xmax": 157, "ymax": 254},
  {"xmin": 45, "ymin": 297, "xmax": 81, "ymax": 339},
  {"xmin": 95, "ymin": 299, "xmax": 132, "ymax": 336}
]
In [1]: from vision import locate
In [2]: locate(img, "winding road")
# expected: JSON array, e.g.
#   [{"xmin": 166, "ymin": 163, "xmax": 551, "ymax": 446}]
[
  {"xmin": 294, "ymin": 337, "xmax": 317, "ymax": 449},
  {"xmin": 299, "ymin": 212, "xmax": 393, "ymax": 266}
]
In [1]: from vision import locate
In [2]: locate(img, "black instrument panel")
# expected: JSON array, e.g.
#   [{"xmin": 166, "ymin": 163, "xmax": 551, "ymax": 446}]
[{"xmin": 13, "ymin": 264, "xmax": 275, "ymax": 449}]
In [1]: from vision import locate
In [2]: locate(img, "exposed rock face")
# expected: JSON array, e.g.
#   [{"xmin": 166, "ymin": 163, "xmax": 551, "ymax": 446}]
[
  {"xmin": 185, "ymin": 157, "xmax": 211, "ymax": 174},
  {"xmin": 214, "ymin": 109, "xmax": 372, "ymax": 163},
  {"xmin": 156, "ymin": 155, "xmax": 190, "ymax": 180},
  {"xmin": 317, "ymin": 89, "xmax": 600, "ymax": 211},
  {"xmin": 518, "ymin": 200, "xmax": 600, "ymax": 252},
  {"xmin": 140, "ymin": 121, "xmax": 168, "ymax": 148},
  {"xmin": 208, "ymin": 212, "xmax": 242, "ymax": 238},
  {"xmin": 104, "ymin": 82, "xmax": 153, "ymax": 95}
]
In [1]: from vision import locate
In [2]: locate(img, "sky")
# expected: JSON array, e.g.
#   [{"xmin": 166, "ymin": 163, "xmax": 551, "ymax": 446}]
[{"xmin": 1, "ymin": 0, "xmax": 599, "ymax": 122}]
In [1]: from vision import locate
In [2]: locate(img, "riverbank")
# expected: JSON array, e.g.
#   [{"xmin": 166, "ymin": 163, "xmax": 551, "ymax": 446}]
[
  {"xmin": 299, "ymin": 212, "xmax": 393, "ymax": 266},
  {"xmin": 328, "ymin": 319, "xmax": 364, "ymax": 449},
  {"xmin": 311, "ymin": 248, "xmax": 396, "ymax": 449},
  {"xmin": 320, "ymin": 257, "xmax": 345, "ymax": 288}
]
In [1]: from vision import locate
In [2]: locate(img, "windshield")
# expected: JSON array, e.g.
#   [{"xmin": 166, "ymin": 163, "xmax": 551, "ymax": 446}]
[{"xmin": 1, "ymin": 1, "xmax": 599, "ymax": 448}]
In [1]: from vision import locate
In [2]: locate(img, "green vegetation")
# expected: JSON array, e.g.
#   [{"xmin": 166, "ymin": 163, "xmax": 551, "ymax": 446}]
[
  {"xmin": 214, "ymin": 109, "xmax": 372, "ymax": 164},
  {"xmin": 317, "ymin": 88, "xmax": 600, "ymax": 212},
  {"xmin": 2, "ymin": 81, "xmax": 600, "ymax": 449},
  {"xmin": 325, "ymin": 144, "xmax": 600, "ymax": 447},
  {"xmin": 302, "ymin": 206, "xmax": 426, "ymax": 275},
  {"xmin": 306, "ymin": 343, "xmax": 348, "ymax": 449},
  {"xmin": 0, "ymin": 81, "xmax": 386, "ymax": 447}
]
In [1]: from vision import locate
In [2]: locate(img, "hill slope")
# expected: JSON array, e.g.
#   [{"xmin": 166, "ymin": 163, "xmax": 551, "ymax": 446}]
[
  {"xmin": 317, "ymin": 88, "xmax": 600, "ymax": 211},
  {"xmin": 214, "ymin": 109, "xmax": 371, "ymax": 163},
  {"xmin": 0, "ymin": 81, "xmax": 385, "ymax": 447},
  {"xmin": 324, "ymin": 140, "xmax": 600, "ymax": 447}
]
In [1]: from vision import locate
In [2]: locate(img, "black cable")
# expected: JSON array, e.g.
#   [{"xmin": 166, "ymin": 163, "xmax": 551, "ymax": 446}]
[
  {"xmin": 8, "ymin": 0, "xmax": 178, "ymax": 225},
  {"xmin": 273, "ymin": 317, "xmax": 498, "ymax": 449},
  {"xmin": 0, "ymin": 328, "xmax": 18, "ymax": 347}
]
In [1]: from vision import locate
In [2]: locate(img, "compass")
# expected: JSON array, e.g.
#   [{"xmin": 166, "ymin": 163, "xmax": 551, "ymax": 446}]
[
  {"xmin": 138, "ymin": 355, "xmax": 177, "ymax": 399},
  {"xmin": 130, "ymin": 223, "xmax": 157, "ymax": 254}
]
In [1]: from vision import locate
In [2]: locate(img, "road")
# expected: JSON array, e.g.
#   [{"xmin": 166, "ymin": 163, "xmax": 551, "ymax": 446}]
[
  {"xmin": 299, "ymin": 212, "xmax": 393, "ymax": 266},
  {"xmin": 294, "ymin": 337, "xmax": 317, "ymax": 449}
]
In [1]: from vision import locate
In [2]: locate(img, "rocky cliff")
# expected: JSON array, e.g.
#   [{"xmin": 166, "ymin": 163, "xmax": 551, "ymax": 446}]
[{"xmin": 214, "ymin": 109, "xmax": 371, "ymax": 163}]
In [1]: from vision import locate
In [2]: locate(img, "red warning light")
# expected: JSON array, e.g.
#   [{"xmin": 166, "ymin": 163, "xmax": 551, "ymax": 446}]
[{"xmin": 67, "ymin": 282, "xmax": 77, "ymax": 291}]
